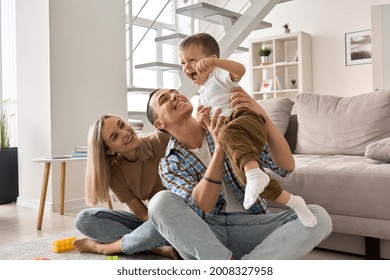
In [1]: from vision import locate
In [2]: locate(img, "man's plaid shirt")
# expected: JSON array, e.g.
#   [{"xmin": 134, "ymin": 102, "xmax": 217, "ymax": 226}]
[{"xmin": 159, "ymin": 131, "xmax": 292, "ymax": 219}]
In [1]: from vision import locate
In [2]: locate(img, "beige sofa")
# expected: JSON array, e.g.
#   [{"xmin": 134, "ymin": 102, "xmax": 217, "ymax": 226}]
[{"xmin": 259, "ymin": 89, "xmax": 390, "ymax": 259}]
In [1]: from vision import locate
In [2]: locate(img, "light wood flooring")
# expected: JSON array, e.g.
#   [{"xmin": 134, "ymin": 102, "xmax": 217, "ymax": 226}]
[
  {"xmin": 0, "ymin": 202, "xmax": 363, "ymax": 260},
  {"xmin": 0, "ymin": 202, "xmax": 82, "ymax": 246},
  {"xmin": 0, "ymin": 201, "xmax": 128, "ymax": 246}
]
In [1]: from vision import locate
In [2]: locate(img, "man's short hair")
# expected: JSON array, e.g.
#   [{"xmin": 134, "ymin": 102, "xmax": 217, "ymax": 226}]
[
  {"xmin": 179, "ymin": 33, "xmax": 220, "ymax": 58},
  {"xmin": 146, "ymin": 88, "xmax": 161, "ymax": 125}
]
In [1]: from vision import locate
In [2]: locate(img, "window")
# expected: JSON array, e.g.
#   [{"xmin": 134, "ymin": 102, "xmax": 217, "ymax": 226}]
[
  {"xmin": 127, "ymin": 0, "xmax": 179, "ymax": 114},
  {"xmin": 1, "ymin": 0, "xmax": 17, "ymax": 146},
  {"xmin": 131, "ymin": 25, "xmax": 157, "ymax": 89}
]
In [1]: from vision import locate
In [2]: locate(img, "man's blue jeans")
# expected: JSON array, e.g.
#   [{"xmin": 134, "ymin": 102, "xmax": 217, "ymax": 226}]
[{"xmin": 148, "ymin": 190, "xmax": 332, "ymax": 260}]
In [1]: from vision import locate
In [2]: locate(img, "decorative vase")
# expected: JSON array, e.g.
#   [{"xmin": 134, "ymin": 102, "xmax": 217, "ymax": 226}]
[
  {"xmin": 261, "ymin": 56, "xmax": 270, "ymax": 64},
  {"xmin": 0, "ymin": 147, "xmax": 19, "ymax": 204},
  {"xmin": 284, "ymin": 28, "xmax": 290, "ymax": 33}
]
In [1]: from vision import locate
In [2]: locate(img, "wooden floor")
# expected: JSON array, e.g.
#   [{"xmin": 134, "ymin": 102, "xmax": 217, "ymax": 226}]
[
  {"xmin": 0, "ymin": 201, "xmax": 128, "ymax": 247},
  {"xmin": 0, "ymin": 202, "xmax": 80, "ymax": 246},
  {"xmin": 0, "ymin": 202, "xmax": 363, "ymax": 260}
]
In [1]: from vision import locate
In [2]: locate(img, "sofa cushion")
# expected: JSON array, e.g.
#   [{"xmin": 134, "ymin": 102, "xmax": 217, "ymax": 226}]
[
  {"xmin": 257, "ymin": 97, "xmax": 294, "ymax": 135},
  {"xmin": 271, "ymin": 154, "xmax": 390, "ymax": 226},
  {"xmin": 295, "ymin": 89, "xmax": 390, "ymax": 155},
  {"xmin": 365, "ymin": 137, "xmax": 390, "ymax": 162}
]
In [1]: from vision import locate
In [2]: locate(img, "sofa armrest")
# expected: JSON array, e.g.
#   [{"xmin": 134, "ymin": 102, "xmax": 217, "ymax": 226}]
[{"xmin": 284, "ymin": 114, "xmax": 297, "ymax": 153}]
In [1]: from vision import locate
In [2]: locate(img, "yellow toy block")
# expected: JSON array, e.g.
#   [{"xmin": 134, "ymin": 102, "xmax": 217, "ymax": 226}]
[{"xmin": 52, "ymin": 237, "xmax": 76, "ymax": 253}]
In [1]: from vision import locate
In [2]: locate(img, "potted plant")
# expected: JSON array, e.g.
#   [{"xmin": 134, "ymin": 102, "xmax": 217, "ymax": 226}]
[
  {"xmin": 290, "ymin": 79, "xmax": 297, "ymax": 89},
  {"xmin": 282, "ymin": 23, "xmax": 290, "ymax": 33},
  {"xmin": 259, "ymin": 47, "xmax": 272, "ymax": 64},
  {"xmin": 0, "ymin": 99, "xmax": 12, "ymax": 148},
  {"xmin": 0, "ymin": 99, "xmax": 19, "ymax": 204}
]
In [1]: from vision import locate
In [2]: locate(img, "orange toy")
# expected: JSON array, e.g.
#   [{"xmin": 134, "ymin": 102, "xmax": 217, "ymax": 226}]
[{"xmin": 52, "ymin": 237, "xmax": 76, "ymax": 253}]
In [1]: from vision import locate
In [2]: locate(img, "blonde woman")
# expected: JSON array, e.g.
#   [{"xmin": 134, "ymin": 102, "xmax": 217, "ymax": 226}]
[{"xmin": 73, "ymin": 114, "xmax": 178, "ymax": 259}]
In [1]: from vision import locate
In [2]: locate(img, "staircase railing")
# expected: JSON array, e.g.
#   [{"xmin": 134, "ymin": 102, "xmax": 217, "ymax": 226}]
[
  {"xmin": 127, "ymin": 0, "xmax": 289, "ymax": 98},
  {"xmin": 126, "ymin": 0, "xmax": 173, "ymax": 88},
  {"xmin": 200, "ymin": 0, "xmax": 251, "ymax": 40},
  {"xmin": 131, "ymin": 0, "xmax": 171, "ymax": 53}
]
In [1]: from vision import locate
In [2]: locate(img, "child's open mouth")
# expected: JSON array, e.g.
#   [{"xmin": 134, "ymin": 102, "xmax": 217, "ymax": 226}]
[{"xmin": 190, "ymin": 72, "xmax": 198, "ymax": 82}]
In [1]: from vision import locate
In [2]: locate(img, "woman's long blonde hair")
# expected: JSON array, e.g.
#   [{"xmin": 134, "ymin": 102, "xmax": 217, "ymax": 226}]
[{"xmin": 85, "ymin": 115, "xmax": 154, "ymax": 206}]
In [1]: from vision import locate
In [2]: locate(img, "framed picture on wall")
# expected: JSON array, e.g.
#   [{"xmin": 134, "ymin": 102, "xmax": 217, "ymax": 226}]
[{"xmin": 345, "ymin": 30, "xmax": 372, "ymax": 66}]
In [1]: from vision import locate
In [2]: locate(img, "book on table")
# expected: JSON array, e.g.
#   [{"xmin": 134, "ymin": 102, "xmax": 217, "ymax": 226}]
[
  {"xmin": 71, "ymin": 151, "xmax": 87, "ymax": 158},
  {"xmin": 74, "ymin": 146, "xmax": 88, "ymax": 153},
  {"xmin": 71, "ymin": 146, "xmax": 88, "ymax": 158},
  {"xmin": 47, "ymin": 155, "xmax": 72, "ymax": 159}
]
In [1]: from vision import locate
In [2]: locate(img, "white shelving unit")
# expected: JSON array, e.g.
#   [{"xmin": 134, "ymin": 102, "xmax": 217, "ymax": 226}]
[{"xmin": 249, "ymin": 31, "xmax": 312, "ymax": 100}]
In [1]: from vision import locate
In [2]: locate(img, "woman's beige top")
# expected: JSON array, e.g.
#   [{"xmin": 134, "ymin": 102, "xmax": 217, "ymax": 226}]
[{"xmin": 109, "ymin": 130, "xmax": 170, "ymax": 204}]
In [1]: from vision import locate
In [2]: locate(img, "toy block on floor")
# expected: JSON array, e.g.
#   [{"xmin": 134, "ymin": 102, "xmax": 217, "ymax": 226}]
[
  {"xmin": 52, "ymin": 237, "xmax": 76, "ymax": 253},
  {"xmin": 106, "ymin": 256, "xmax": 119, "ymax": 260}
]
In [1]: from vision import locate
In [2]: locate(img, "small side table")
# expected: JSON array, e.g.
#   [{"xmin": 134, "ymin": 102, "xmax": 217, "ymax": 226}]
[{"xmin": 32, "ymin": 156, "xmax": 113, "ymax": 230}]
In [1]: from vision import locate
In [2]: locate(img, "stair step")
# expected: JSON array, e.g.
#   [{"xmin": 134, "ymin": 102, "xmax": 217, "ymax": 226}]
[
  {"xmin": 128, "ymin": 118, "xmax": 144, "ymax": 131},
  {"xmin": 155, "ymin": 32, "xmax": 248, "ymax": 53},
  {"xmin": 235, "ymin": 46, "xmax": 249, "ymax": 53},
  {"xmin": 176, "ymin": 2, "xmax": 239, "ymax": 24},
  {"xmin": 127, "ymin": 87, "xmax": 155, "ymax": 94},
  {"xmin": 176, "ymin": 2, "xmax": 271, "ymax": 29},
  {"xmin": 128, "ymin": 111, "xmax": 146, "ymax": 117},
  {"xmin": 135, "ymin": 62, "xmax": 182, "ymax": 72},
  {"xmin": 155, "ymin": 33, "xmax": 188, "ymax": 45}
]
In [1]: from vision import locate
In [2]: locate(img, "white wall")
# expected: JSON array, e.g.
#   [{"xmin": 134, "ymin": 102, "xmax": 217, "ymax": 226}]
[
  {"xmin": 232, "ymin": 0, "xmax": 390, "ymax": 97},
  {"xmin": 16, "ymin": 0, "xmax": 127, "ymax": 212},
  {"xmin": 371, "ymin": 4, "xmax": 390, "ymax": 90},
  {"xmin": 16, "ymin": 0, "xmax": 52, "ymax": 210}
]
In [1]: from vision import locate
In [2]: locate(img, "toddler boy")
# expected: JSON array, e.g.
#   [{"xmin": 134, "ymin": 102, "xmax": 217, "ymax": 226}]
[{"xmin": 179, "ymin": 33, "xmax": 317, "ymax": 227}]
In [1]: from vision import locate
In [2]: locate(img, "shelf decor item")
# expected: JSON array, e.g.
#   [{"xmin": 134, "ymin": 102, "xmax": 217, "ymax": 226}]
[
  {"xmin": 282, "ymin": 23, "xmax": 290, "ymax": 33},
  {"xmin": 275, "ymin": 76, "xmax": 285, "ymax": 90},
  {"xmin": 260, "ymin": 79, "xmax": 273, "ymax": 92},
  {"xmin": 290, "ymin": 79, "xmax": 297, "ymax": 89},
  {"xmin": 259, "ymin": 47, "xmax": 272, "ymax": 65}
]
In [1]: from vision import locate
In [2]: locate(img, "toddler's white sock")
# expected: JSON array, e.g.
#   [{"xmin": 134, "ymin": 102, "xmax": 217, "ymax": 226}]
[
  {"xmin": 286, "ymin": 195, "xmax": 318, "ymax": 227},
  {"xmin": 243, "ymin": 168, "xmax": 270, "ymax": 210}
]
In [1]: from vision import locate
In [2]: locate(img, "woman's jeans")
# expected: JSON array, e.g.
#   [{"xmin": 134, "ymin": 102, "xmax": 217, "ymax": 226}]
[
  {"xmin": 148, "ymin": 190, "xmax": 333, "ymax": 260},
  {"xmin": 74, "ymin": 208, "xmax": 169, "ymax": 255}
]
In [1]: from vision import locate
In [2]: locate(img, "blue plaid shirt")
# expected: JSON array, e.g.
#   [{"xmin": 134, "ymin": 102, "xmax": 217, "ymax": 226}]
[{"xmin": 159, "ymin": 131, "xmax": 291, "ymax": 219}]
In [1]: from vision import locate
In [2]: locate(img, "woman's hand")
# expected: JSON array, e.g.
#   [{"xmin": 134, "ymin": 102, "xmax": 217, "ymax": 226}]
[{"xmin": 230, "ymin": 86, "xmax": 268, "ymax": 119}]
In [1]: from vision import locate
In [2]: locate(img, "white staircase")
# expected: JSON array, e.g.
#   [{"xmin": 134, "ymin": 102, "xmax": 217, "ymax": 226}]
[
  {"xmin": 127, "ymin": 0, "xmax": 292, "ymax": 126},
  {"xmin": 175, "ymin": 2, "xmax": 272, "ymax": 30}
]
